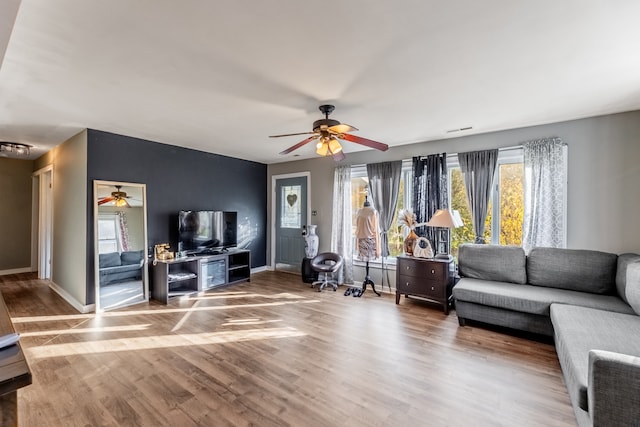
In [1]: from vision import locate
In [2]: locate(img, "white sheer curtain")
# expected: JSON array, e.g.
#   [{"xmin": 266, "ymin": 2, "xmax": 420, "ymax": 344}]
[
  {"xmin": 331, "ymin": 165, "xmax": 353, "ymax": 284},
  {"xmin": 522, "ymin": 137, "xmax": 567, "ymax": 252},
  {"xmin": 117, "ymin": 212, "xmax": 130, "ymax": 251}
]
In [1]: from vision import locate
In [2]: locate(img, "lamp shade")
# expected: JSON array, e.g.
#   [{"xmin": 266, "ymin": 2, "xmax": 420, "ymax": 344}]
[{"xmin": 426, "ymin": 209, "xmax": 464, "ymax": 228}]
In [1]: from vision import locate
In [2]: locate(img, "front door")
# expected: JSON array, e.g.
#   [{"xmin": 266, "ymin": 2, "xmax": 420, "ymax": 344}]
[{"xmin": 275, "ymin": 175, "xmax": 308, "ymax": 268}]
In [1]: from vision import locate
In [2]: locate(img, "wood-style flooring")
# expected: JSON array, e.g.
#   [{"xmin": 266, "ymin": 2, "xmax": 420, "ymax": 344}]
[{"xmin": 1, "ymin": 271, "xmax": 576, "ymax": 426}]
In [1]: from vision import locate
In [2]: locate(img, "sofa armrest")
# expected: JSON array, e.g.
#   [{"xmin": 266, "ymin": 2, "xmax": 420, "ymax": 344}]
[{"xmin": 588, "ymin": 349, "xmax": 640, "ymax": 426}]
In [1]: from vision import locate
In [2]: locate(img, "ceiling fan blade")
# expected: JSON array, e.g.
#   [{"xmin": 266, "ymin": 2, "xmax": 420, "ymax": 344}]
[
  {"xmin": 269, "ymin": 131, "xmax": 316, "ymax": 138},
  {"xmin": 328, "ymin": 123, "xmax": 358, "ymax": 134},
  {"xmin": 279, "ymin": 135, "xmax": 319, "ymax": 155},
  {"xmin": 98, "ymin": 197, "xmax": 115, "ymax": 205},
  {"xmin": 340, "ymin": 133, "xmax": 389, "ymax": 152}
]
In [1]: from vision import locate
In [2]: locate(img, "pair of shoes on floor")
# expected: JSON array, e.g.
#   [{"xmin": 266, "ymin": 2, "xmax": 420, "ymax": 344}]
[{"xmin": 352, "ymin": 288, "xmax": 363, "ymax": 298}]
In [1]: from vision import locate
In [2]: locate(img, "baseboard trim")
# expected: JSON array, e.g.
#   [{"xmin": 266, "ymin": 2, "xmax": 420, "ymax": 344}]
[
  {"xmin": 0, "ymin": 267, "xmax": 33, "ymax": 276},
  {"xmin": 251, "ymin": 266, "xmax": 268, "ymax": 274},
  {"xmin": 48, "ymin": 281, "xmax": 95, "ymax": 313}
]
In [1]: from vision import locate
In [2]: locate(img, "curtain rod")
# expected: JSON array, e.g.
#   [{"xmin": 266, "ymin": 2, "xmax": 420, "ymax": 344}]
[{"xmin": 425, "ymin": 145, "xmax": 523, "ymax": 160}]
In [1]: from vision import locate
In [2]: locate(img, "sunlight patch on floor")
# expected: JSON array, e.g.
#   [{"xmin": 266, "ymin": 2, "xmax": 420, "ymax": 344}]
[
  {"xmin": 18, "ymin": 324, "xmax": 152, "ymax": 337},
  {"xmin": 26, "ymin": 327, "xmax": 307, "ymax": 358},
  {"xmin": 221, "ymin": 318, "xmax": 283, "ymax": 326},
  {"xmin": 11, "ymin": 298, "xmax": 320, "ymax": 324}
]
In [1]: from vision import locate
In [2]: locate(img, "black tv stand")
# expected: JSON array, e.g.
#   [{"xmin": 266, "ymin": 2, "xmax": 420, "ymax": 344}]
[
  {"xmin": 200, "ymin": 249, "xmax": 221, "ymax": 255},
  {"xmin": 150, "ymin": 249, "xmax": 251, "ymax": 304}
]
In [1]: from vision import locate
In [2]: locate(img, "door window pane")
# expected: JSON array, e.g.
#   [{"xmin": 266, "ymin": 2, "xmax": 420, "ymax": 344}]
[{"xmin": 280, "ymin": 185, "xmax": 302, "ymax": 228}]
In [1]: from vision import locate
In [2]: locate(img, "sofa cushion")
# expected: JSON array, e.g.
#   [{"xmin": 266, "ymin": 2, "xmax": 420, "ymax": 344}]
[
  {"xmin": 99, "ymin": 252, "xmax": 121, "ymax": 268},
  {"xmin": 625, "ymin": 262, "xmax": 640, "ymax": 315},
  {"xmin": 617, "ymin": 254, "xmax": 640, "ymax": 304},
  {"xmin": 550, "ymin": 304, "xmax": 640, "ymax": 412},
  {"xmin": 527, "ymin": 247, "xmax": 617, "ymax": 294},
  {"xmin": 454, "ymin": 278, "xmax": 635, "ymax": 316},
  {"xmin": 458, "ymin": 244, "xmax": 527, "ymax": 284},
  {"xmin": 120, "ymin": 250, "xmax": 143, "ymax": 265}
]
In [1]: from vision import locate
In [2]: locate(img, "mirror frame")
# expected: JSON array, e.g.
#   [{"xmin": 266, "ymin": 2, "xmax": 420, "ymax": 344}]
[{"xmin": 93, "ymin": 180, "xmax": 149, "ymax": 312}]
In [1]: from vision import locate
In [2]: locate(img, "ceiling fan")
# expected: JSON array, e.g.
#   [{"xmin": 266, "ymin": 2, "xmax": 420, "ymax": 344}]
[
  {"xmin": 270, "ymin": 105, "xmax": 389, "ymax": 161},
  {"xmin": 98, "ymin": 185, "xmax": 131, "ymax": 208}
]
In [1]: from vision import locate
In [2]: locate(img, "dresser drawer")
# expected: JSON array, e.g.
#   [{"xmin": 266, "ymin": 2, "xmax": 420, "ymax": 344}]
[
  {"xmin": 397, "ymin": 258, "xmax": 446, "ymax": 280},
  {"xmin": 397, "ymin": 275, "xmax": 444, "ymax": 299}
]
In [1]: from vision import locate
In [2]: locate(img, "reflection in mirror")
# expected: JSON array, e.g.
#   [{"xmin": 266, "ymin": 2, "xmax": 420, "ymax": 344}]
[{"xmin": 94, "ymin": 181, "xmax": 148, "ymax": 311}]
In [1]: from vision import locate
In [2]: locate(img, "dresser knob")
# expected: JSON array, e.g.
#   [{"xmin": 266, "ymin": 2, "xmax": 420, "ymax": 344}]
[
  {"xmin": 406, "ymin": 282, "xmax": 410, "ymax": 287},
  {"xmin": 431, "ymin": 286, "xmax": 435, "ymax": 291},
  {"xmin": 431, "ymin": 269, "xmax": 435, "ymax": 274}
]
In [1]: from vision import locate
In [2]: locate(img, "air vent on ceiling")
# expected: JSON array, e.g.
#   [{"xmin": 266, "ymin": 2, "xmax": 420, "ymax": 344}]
[{"xmin": 446, "ymin": 126, "xmax": 473, "ymax": 134}]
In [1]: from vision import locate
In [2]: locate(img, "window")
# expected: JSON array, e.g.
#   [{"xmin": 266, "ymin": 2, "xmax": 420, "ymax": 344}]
[
  {"xmin": 350, "ymin": 161, "xmax": 411, "ymax": 260},
  {"xmin": 449, "ymin": 148, "xmax": 524, "ymax": 257},
  {"xmin": 98, "ymin": 214, "xmax": 121, "ymax": 254},
  {"xmin": 349, "ymin": 151, "xmax": 524, "ymax": 261},
  {"xmin": 280, "ymin": 185, "xmax": 302, "ymax": 228}
]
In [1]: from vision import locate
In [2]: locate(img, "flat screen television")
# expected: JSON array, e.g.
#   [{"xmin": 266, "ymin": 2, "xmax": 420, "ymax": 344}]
[{"xmin": 178, "ymin": 211, "xmax": 237, "ymax": 254}]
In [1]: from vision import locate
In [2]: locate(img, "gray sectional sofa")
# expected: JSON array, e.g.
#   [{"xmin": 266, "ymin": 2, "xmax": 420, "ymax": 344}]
[
  {"xmin": 99, "ymin": 250, "xmax": 144, "ymax": 285},
  {"xmin": 452, "ymin": 244, "xmax": 640, "ymax": 427}
]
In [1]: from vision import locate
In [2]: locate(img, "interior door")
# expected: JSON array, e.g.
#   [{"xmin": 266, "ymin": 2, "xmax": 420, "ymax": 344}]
[
  {"xmin": 37, "ymin": 168, "xmax": 53, "ymax": 279},
  {"xmin": 94, "ymin": 181, "xmax": 149, "ymax": 312},
  {"xmin": 275, "ymin": 176, "xmax": 308, "ymax": 267}
]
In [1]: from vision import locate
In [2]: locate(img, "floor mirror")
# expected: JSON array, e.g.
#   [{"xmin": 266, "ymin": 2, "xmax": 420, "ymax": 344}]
[{"xmin": 94, "ymin": 180, "xmax": 149, "ymax": 312}]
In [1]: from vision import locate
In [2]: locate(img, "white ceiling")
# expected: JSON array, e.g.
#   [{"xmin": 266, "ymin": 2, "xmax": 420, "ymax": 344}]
[{"xmin": 1, "ymin": 1, "xmax": 640, "ymax": 164}]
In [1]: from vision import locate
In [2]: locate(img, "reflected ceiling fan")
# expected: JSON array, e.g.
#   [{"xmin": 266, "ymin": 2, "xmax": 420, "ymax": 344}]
[
  {"xmin": 270, "ymin": 105, "xmax": 389, "ymax": 161},
  {"xmin": 98, "ymin": 185, "xmax": 131, "ymax": 208}
]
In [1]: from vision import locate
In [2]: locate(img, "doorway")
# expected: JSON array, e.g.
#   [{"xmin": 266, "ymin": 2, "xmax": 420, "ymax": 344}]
[
  {"xmin": 272, "ymin": 173, "xmax": 310, "ymax": 272},
  {"xmin": 32, "ymin": 166, "xmax": 53, "ymax": 279}
]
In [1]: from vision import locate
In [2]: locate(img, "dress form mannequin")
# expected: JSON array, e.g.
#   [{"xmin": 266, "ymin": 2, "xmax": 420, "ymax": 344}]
[{"xmin": 354, "ymin": 196, "xmax": 381, "ymax": 297}]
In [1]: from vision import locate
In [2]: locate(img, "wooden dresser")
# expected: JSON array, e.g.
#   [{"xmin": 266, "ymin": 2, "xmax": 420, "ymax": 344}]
[{"xmin": 396, "ymin": 255, "xmax": 455, "ymax": 314}]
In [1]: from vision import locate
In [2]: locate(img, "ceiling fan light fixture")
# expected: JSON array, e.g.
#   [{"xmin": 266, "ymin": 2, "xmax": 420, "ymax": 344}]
[
  {"xmin": 115, "ymin": 198, "xmax": 128, "ymax": 207},
  {"xmin": 328, "ymin": 137, "xmax": 342, "ymax": 153},
  {"xmin": 316, "ymin": 141, "xmax": 329, "ymax": 156}
]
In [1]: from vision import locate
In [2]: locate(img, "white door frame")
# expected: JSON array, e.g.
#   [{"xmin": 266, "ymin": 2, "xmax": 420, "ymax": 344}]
[
  {"xmin": 32, "ymin": 165, "xmax": 54, "ymax": 279},
  {"xmin": 271, "ymin": 172, "xmax": 311, "ymax": 269}
]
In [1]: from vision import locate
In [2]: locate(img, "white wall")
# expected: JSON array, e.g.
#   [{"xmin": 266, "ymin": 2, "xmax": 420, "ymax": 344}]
[
  {"xmin": 267, "ymin": 110, "xmax": 640, "ymax": 276},
  {"xmin": 36, "ymin": 130, "xmax": 89, "ymax": 308}
]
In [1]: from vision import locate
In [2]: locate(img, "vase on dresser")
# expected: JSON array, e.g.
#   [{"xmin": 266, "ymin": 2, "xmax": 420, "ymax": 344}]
[
  {"xmin": 304, "ymin": 225, "xmax": 319, "ymax": 258},
  {"xmin": 404, "ymin": 229, "xmax": 418, "ymax": 256}
]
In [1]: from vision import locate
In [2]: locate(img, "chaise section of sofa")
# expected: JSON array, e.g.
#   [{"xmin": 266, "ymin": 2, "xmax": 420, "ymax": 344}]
[
  {"xmin": 551, "ymin": 304, "xmax": 640, "ymax": 426},
  {"xmin": 453, "ymin": 244, "xmax": 640, "ymax": 426}
]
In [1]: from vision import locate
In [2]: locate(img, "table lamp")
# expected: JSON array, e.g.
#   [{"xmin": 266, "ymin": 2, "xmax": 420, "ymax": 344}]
[{"xmin": 426, "ymin": 209, "xmax": 463, "ymax": 260}]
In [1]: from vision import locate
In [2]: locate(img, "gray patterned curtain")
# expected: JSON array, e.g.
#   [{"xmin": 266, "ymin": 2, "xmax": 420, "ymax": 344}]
[
  {"xmin": 412, "ymin": 154, "xmax": 448, "ymax": 251},
  {"xmin": 366, "ymin": 161, "xmax": 402, "ymax": 257},
  {"xmin": 458, "ymin": 149, "xmax": 498, "ymax": 244},
  {"xmin": 522, "ymin": 137, "xmax": 567, "ymax": 252},
  {"xmin": 330, "ymin": 165, "xmax": 353, "ymax": 284}
]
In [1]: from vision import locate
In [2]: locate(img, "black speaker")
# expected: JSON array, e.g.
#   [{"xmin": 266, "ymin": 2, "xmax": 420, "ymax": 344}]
[{"xmin": 301, "ymin": 257, "xmax": 319, "ymax": 283}]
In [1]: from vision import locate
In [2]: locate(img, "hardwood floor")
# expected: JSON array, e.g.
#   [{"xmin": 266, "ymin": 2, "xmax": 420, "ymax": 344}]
[{"xmin": 1, "ymin": 271, "xmax": 576, "ymax": 426}]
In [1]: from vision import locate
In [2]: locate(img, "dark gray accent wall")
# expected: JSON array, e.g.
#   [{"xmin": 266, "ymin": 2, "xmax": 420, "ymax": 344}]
[{"xmin": 86, "ymin": 129, "xmax": 267, "ymax": 304}]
